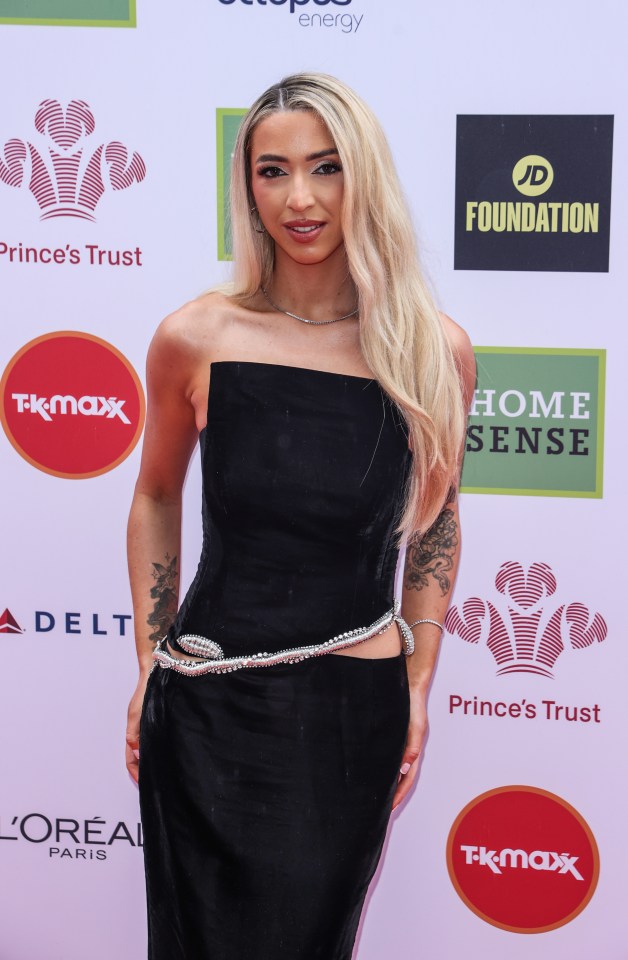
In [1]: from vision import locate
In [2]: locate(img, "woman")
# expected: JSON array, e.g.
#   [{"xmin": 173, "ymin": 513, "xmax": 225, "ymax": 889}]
[{"xmin": 126, "ymin": 73, "xmax": 475, "ymax": 960}]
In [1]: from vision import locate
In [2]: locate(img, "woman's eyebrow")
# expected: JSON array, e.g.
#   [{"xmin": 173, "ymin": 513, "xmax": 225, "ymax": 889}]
[{"xmin": 255, "ymin": 148, "xmax": 339, "ymax": 163}]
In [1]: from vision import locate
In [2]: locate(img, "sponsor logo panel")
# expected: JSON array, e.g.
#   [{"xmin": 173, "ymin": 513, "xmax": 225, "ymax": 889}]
[
  {"xmin": 0, "ymin": 608, "xmax": 23, "ymax": 634},
  {"xmin": 216, "ymin": 109, "xmax": 247, "ymax": 262},
  {"xmin": 216, "ymin": 0, "xmax": 364, "ymax": 34},
  {"xmin": 461, "ymin": 347, "xmax": 605, "ymax": 497},
  {"xmin": 446, "ymin": 560, "xmax": 607, "ymax": 680},
  {"xmin": 0, "ymin": 99, "xmax": 146, "ymax": 223},
  {"xmin": 445, "ymin": 560, "xmax": 606, "ymax": 726},
  {"xmin": 447, "ymin": 786, "xmax": 599, "ymax": 933},
  {"xmin": 0, "ymin": 0, "xmax": 136, "ymax": 27},
  {"xmin": 0, "ymin": 331, "xmax": 145, "ymax": 478},
  {"xmin": 454, "ymin": 115, "xmax": 613, "ymax": 272},
  {"xmin": 0, "ymin": 809, "xmax": 142, "ymax": 861},
  {"xmin": 0, "ymin": 606, "xmax": 132, "ymax": 638}
]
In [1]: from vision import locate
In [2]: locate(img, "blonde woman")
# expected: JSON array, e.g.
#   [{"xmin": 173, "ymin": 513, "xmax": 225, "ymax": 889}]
[{"xmin": 127, "ymin": 73, "xmax": 475, "ymax": 960}]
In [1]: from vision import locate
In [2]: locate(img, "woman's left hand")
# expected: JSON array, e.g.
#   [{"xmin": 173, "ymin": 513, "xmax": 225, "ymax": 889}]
[{"xmin": 392, "ymin": 685, "xmax": 428, "ymax": 810}]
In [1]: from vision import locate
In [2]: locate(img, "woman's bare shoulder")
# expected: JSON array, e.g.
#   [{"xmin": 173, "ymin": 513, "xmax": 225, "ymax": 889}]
[
  {"xmin": 151, "ymin": 290, "xmax": 235, "ymax": 358},
  {"xmin": 439, "ymin": 312, "xmax": 473, "ymax": 357},
  {"xmin": 438, "ymin": 311, "xmax": 476, "ymax": 406}
]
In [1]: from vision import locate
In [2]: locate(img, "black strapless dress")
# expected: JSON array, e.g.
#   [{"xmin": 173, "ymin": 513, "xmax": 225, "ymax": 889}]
[{"xmin": 139, "ymin": 361, "xmax": 413, "ymax": 960}]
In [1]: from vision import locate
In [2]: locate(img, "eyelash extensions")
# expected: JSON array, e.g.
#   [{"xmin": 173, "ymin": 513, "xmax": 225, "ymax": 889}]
[{"xmin": 256, "ymin": 162, "xmax": 343, "ymax": 178}]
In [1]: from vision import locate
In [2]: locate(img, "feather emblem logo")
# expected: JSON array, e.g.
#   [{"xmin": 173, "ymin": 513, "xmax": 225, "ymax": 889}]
[
  {"xmin": 0, "ymin": 99, "xmax": 146, "ymax": 221},
  {"xmin": 446, "ymin": 562, "xmax": 607, "ymax": 678}
]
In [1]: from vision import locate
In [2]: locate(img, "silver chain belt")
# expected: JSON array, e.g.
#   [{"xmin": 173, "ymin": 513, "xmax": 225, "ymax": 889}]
[{"xmin": 152, "ymin": 598, "xmax": 414, "ymax": 677}]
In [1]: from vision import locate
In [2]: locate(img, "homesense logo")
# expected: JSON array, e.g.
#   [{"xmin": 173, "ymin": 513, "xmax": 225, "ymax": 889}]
[{"xmin": 460, "ymin": 347, "xmax": 605, "ymax": 498}]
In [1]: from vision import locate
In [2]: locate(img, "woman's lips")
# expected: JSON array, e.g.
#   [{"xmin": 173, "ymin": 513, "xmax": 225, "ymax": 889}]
[{"xmin": 283, "ymin": 221, "xmax": 325, "ymax": 244}]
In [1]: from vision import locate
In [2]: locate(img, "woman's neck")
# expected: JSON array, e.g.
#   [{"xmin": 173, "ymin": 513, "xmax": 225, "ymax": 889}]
[{"xmin": 268, "ymin": 248, "xmax": 358, "ymax": 323}]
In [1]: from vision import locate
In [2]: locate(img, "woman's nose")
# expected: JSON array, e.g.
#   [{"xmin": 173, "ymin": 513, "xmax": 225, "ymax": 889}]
[{"xmin": 286, "ymin": 174, "xmax": 314, "ymax": 212}]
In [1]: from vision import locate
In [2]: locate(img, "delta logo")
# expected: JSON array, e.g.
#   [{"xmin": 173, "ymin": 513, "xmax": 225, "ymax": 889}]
[
  {"xmin": 454, "ymin": 115, "xmax": 613, "ymax": 272},
  {"xmin": 0, "ymin": 606, "xmax": 131, "ymax": 637},
  {"xmin": 445, "ymin": 561, "xmax": 607, "ymax": 679},
  {"xmin": 0, "ymin": 609, "xmax": 23, "ymax": 634},
  {"xmin": 0, "ymin": 331, "xmax": 145, "ymax": 478},
  {"xmin": 447, "ymin": 786, "xmax": 599, "ymax": 933},
  {"xmin": 0, "ymin": 99, "xmax": 146, "ymax": 221}
]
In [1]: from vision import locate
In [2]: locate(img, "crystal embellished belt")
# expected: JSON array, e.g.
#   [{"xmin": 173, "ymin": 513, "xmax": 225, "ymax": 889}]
[{"xmin": 152, "ymin": 598, "xmax": 415, "ymax": 677}]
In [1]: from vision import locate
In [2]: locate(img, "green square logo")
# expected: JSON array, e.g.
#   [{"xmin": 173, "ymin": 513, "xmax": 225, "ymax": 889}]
[
  {"xmin": 461, "ymin": 347, "xmax": 605, "ymax": 497},
  {"xmin": 0, "ymin": 1, "xmax": 136, "ymax": 26},
  {"xmin": 216, "ymin": 108, "xmax": 247, "ymax": 261}
]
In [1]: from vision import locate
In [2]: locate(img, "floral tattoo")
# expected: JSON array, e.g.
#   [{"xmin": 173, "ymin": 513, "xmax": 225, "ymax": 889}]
[
  {"xmin": 404, "ymin": 508, "xmax": 459, "ymax": 596},
  {"xmin": 147, "ymin": 553, "xmax": 179, "ymax": 645}
]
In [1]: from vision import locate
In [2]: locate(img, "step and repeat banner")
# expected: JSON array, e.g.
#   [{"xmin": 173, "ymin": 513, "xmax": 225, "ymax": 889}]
[{"xmin": 0, "ymin": 1, "xmax": 624, "ymax": 958}]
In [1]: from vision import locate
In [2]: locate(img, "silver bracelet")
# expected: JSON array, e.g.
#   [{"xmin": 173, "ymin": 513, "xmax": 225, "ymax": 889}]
[{"xmin": 407, "ymin": 618, "xmax": 444, "ymax": 632}]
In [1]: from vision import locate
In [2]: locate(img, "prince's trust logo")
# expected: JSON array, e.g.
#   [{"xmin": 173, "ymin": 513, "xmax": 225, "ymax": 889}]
[
  {"xmin": 0, "ymin": 99, "xmax": 146, "ymax": 221},
  {"xmin": 445, "ymin": 562, "xmax": 607, "ymax": 679}
]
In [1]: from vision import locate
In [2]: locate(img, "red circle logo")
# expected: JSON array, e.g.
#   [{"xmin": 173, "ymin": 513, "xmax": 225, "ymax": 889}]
[
  {"xmin": 447, "ymin": 785, "xmax": 599, "ymax": 933},
  {"xmin": 1, "ymin": 331, "xmax": 145, "ymax": 479}
]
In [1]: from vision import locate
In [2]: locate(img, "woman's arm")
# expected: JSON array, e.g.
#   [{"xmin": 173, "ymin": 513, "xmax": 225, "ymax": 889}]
[
  {"xmin": 125, "ymin": 312, "xmax": 200, "ymax": 783},
  {"xmin": 392, "ymin": 316, "xmax": 475, "ymax": 810}
]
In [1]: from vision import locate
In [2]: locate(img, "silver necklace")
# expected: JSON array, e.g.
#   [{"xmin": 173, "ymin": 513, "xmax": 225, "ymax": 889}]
[{"xmin": 261, "ymin": 287, "xmax": 358, "ymax": 325}]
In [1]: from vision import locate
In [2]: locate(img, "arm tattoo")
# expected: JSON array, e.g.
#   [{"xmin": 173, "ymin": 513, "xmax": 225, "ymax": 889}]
[
  {"xmin": 147, "ymin": 553, "xmax": 179, "ymax": 645},
  {"xmin": 404, "ymin": 508, "xmax": 459, "ymax": 596}
]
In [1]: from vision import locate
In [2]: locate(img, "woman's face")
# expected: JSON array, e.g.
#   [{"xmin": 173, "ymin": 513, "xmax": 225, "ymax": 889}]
[{"xmin": 249, "ymin": 109, "xmax": 345, "ymax": 268}]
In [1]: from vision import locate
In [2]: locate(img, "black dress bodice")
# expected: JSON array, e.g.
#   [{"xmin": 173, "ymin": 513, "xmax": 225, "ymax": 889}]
[{"xmin": 167, "ymin": 361, "xmax": 413, "ymax": 657}]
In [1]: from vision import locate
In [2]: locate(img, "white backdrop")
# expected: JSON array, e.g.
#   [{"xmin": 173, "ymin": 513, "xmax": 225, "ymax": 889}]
[{"xmin": 0, "ymin": 1, "xmax": 625, "ymax": 957}]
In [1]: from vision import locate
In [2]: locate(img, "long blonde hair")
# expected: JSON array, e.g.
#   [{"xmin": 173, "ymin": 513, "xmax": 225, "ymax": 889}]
[{"xmin": 229, "ymin": 72, "xmax": 466, "ymax": 541}]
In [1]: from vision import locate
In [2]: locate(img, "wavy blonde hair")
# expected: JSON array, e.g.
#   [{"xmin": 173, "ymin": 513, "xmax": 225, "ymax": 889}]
[{"xmin": 229, "ymin": 72, "xmax": 466, "ymax": 541}]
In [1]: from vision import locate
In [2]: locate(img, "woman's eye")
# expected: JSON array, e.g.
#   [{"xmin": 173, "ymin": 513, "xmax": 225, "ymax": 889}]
[
  {"xmin": 257, "ymin": 165, "xmax": 285, "ymax": 178},
  {"xmin": 314, "ymin": 162, "xmax": 342, "ymax": 176}
]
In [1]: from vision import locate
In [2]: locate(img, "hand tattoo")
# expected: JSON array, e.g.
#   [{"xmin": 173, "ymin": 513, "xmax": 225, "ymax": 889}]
[
  {"xmin": 404, "ymin": 508, "xmax": 458, "ymax": 596},
  {"xmin": 147, "ymin": 553, "xmax": 179, "ymax": 645}
]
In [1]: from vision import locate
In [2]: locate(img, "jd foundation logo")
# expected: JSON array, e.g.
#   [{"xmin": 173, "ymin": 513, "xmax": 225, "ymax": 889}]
[
  {"xmin": 512, "ymin": 155, "xmax": 554, "ymax": 197},
  {"xmin": 0, "ymin": 331, "xmax": 145, "ymax": 478},
  {"xmin": 0, "ymin": 99, "xmax": 146, "ymax": 221},
  {"xmin": 455, "ymin": 115, "xmax": 614, "ymax": 271},
  {"xmin": 461, "ymin": 347, "xmax": 605, "ymax": 497},
  {"xmin": 447, "ymin": 786, "xmax": 599, "ymax": 933},
  {"xmin": 0, "ymin": 1, "xmax": 136, "ymax": 27},
  {"xmin": 446, "ymin": 561, "xmax": 607, "ymax": 679}
]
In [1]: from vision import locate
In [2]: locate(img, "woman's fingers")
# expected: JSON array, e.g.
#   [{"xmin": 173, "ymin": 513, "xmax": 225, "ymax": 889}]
[
  {"xmin": 392, "ymin": 736, "xmax": 422, "ymax": 809},
  {"xmin": 392, "ymin": 696, "xmax": 428, "ymax": 810},
  {"xmin": 126, "ymin": 737, "xmax": 140, "ymax": 783},
  {"xmin": 125, "ymin": 676, "xmax": 149, "ymax": 785},
  {"xmin": 392, "ymin": 756, "xmax": 420, "ymax": 810}
]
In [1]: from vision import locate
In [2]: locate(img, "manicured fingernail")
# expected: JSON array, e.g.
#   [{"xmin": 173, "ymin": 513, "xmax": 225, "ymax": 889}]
[
  {"xmin": 400, "ymin": 762, "xmax": 411, "ymax": 775},
  {"xmin": 133, "ymin": 749, "xmax": 140, "ymax": 760}
]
